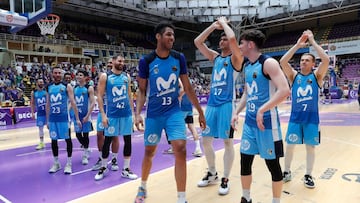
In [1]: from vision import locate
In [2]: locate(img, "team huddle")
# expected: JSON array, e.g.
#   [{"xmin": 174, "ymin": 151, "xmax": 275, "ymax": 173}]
[{"xmin": 30, "ymin": 16, "xmax": 329, "ymax": 203}]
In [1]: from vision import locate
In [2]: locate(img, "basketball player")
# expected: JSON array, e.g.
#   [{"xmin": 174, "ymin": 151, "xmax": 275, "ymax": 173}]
[
  {"xmin": 231, "ymin": 29, "xmax": 290, "ymax": 203},
  {"xmin": 134, "ymin": 22, "xmax": 206, "ymax": 203},
  {"xmin": 95, "ymin": 55, "xmax": 137, "ymax": 181},
  {"xmin": 73, "ymin": 69, "xmax": 95, "ymax": 165},
  {"xmin": 92, "ymin": 58, "xmax": 120, "ymax": 171},
  {"xmin": 280, "ymin": 29, "xmax": 329, "ymax": 189},
  {"xmin": 194, "ymin": 16, "xmax": 243, "ymax": 195},
  {"xmin": 30, "ymin": 78, "xmax": 47, "ymax": 150},
  {"xmin": 46, "ymin": 66, "xmax": 82, "ymax": 174}
]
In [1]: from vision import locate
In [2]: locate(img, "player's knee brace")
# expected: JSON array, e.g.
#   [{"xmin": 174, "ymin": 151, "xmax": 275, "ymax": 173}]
[
  {"xmin": 265, "ymin": 158, "xmax": 283, "ymax": 181},
  {"xmin": 241, "ymin": 153, "xmax": 254, "ymax": 176},
  {"xmin": 123, "ymin": 135, "xmax": 132, "ymax": 157}
]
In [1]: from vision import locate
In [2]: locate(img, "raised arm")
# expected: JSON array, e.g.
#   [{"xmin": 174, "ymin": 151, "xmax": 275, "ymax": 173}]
[
  {"xmin": 194, "ymin": 21, "xmax": 221, "ymax": 62},
  {"xmin": 279, "ymin": 33, "xmax": 307, "ymax": 84},
  {"xmin": 306, "ymin": 30, "xmax": 330, "ymax": 83},
  {"xmin": 217, "ymin": 16, "xmax": 244, "ymax": 71}
]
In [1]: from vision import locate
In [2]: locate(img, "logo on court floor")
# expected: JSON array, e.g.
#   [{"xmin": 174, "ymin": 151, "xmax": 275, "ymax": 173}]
[{"xmin": 342, "ymin": 173, "xmax": 360, "ymax": 183}]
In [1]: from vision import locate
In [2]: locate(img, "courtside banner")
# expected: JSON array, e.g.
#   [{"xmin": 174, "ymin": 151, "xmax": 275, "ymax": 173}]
[
  {"xmin": 14, "ymin": 107, "xmax": 32, "ymax": 123},
  {"xmin": 0, "ymin": 108, "xmax": 12, "ymax": 126}
]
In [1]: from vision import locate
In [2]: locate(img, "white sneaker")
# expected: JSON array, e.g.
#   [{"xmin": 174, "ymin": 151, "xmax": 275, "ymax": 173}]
[
  {"xmin": 192, "ymin": 149, "xmax": 202, "ymax": 157},
  {"xmin": 35, "ymin": 142, "xmax": 45, "ymax": 150},
  {"xmin": 197, "ymin": 171, "xmax": 218, "ymax": 187},
  {"xmin": 92, "ymin": 158, "xmax": 102, "ymax": 171},
  {"xmin": 163, "ymin": 147, "xmax": 174, "ymax": 154},
  {"xmin": 95, "ymin": 167, "xmax": 108, "ymax": 181},
  {"xmin": 64, "ymin": 163, "xmax": 72, "ymax": 174},
  {"xmin": 48, "ymin": 162, "xmax": 61, "ymax": 173},
  {"xmin": 283, "ymin": 171, "xmax": 292, "ymax": 182},
  {"xmin": 218, "ymin": 177, "xmax": 229, "ymax": 195},
  {"xmin": 111, "ymin": 158, "xmax": 119, "ymax": 171},
  {"xmin": 82, "ymin": 152, "xmax": 89, "ymax": 165},
  {"xmin": 121, "ymin": 168, "xmax": 138, "ymax": 180}
]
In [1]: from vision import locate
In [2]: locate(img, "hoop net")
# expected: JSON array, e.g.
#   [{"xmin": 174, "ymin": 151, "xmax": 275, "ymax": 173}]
[{"xmin": 37, "ymin": 14, "xmax": 60, "ymax": 36}]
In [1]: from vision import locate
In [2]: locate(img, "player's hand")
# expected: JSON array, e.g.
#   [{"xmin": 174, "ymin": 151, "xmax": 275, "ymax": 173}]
[
  {"xmin": 82, "ymin": 115, "xmax": 89, "ymax": 123},
  {"xmin": 135, "ymin": 115, "xmax": 144, "ymax": 131},
  {"xmin": 256, "ymin": 110, "xmax": 265, "ymax": 131},
  {"xmin": 102, "ymin": 115, "xmax": 109, "ymax": 128},
  {"xmin": 198, "ymin": 112, "xmax": 206, "ymax": 131},
  {"xmin": 76, "ymin": 119, "xmax": 82, "ymax": 129},
  {"xmin": 231, "ymin": 114, "xmax": 239, "ymax": 130}
]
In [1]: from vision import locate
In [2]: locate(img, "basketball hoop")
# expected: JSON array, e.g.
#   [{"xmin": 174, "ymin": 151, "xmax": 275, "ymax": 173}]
[{"xmin": 37, "ymin": 14, "xmax": 60, "ymax": 36}]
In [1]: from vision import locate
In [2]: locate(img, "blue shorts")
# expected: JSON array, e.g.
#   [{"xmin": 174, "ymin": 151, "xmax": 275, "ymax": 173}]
[
  {"xmin": 74, "ymin": 120, "xmax": 93, "ymax": 133},
  {"xmin": 241, "ymin": 123, "xmax": 284, "ymax": 159},
  {"xmin": 49, "ymin": 122, "xmax": 70, "ymax": 140},
  {"xmin": 36, "ymin": 115, "xmax": 46, "ymax": 127},
  {"xmin": 202, "ymin": 102, "xmax": 233, "ymax": 139},
  {"xmin": 104, "ymin": 116, "xmax": 132, "ymax": 137},
  {"xmin": 96, "ymin": 113, "xmax": 104, "ymax": 132},
  {"xmin": 144, "ymin": 111, "xmax": 186, "ymax": 146},
  {"xmin": 286, "ymin": 122, "xmax": 320, "ymax": 145}
]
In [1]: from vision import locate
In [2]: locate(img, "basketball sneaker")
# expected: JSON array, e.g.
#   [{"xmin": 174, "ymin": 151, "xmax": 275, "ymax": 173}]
[
  {"xmin": 92, "ymin": 158, "xmax": 102, "ymax": 171},
  {"xmin": 218, "ymin": 177, "xmax": 229, "ymax": 195},
  {"xmin": 95, "ymin": 167, "xmax": 108, "ymax": 181},
  {"xmin": 163, "ymin": 147, "xmax": 174, "ymax": 154},
  {"xmin": 48, "ymin": 162, "xmax": 61, "ymax": 173},
  {"xmin": 82, "ymin": 154, "xmax": 89, "ymax": 165},
  {"xmin": 111, "ymin": 158, "xmax": 119, "ymax": 171},
  {"xmin": 197, "ymin": 171, "xmax": 218, "ymax": 187},
  {"xmin": 283, "ymin": 171, "xmax": 292, "ymax": 182},
  {"xmin": 192, "ymin": 149, "xmax": 202, "ymax": 157},
  {"xmin": 134, "ymin": 186, "xmax": 147, "ymax": 203},
  {"xmin": 304, "ymin": 174, "xmax": 315, "ymax": 188},
  {"xmin": 64, "ymin": 162, "xmax": 72, "ymax": 174},
  {"xmin": 241, "ymin": 197, "xmax": 252, "ymax": 203},
  {"xmin": 121, "ymin": 168, "xmax": 138, "ymax": 180},
  {"xmin": 36, "ymin": 142, "xmax": 45, "ymax": 150}
]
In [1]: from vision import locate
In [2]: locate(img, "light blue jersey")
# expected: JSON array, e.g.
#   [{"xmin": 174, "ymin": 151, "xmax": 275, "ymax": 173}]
[
  {"xmin": 47, "ymin": 82, "xmax": 69, "ymax": 122},
  {"xmin": 105, "ymin": 72, "xmax": 132, "ymax": 118},
  {"xmin": 243, "ymin": 55, "xmax": 281, "ymax": 129},
  {"xmin": 138, "ymin": 50, "xmax": 187, "ymax": 117},
  {"xmin": 34, "ymin": 89, "xmax": 47, "ymax": 116},
  {"xmin": 208, "ymin": 55, "xmax": 240, "ymax": 106},
  {"xmin": 74, "ymin": 85, "xmax": 89, "ymax": 119},
  {"xmin": 290, "ymin": 72, "xmax": 320, "ymax": 124}
]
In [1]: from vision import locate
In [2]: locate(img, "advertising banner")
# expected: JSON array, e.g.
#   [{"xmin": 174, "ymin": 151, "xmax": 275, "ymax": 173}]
[
  {"xmin": 0, "ymin": 108, "xmax": 12, "ymax": 126},
  {"xmin": 14, "ymin": 107, "xmax": 33, "ymax": 123}
]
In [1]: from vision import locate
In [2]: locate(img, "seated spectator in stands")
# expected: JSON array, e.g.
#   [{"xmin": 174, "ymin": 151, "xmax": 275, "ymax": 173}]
[{"xmin": 13, "ymin": 90, "xmax": 25, "ymax": 106}]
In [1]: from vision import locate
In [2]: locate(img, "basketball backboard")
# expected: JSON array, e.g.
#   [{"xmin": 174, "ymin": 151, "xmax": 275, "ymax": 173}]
[{"xmin": 7, "ymin": 0, "xmax": 51, "ymax": 33}]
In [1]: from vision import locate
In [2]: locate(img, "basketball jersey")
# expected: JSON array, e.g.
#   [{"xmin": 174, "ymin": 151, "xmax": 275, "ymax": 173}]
[
  {"xmin": 74, "ymin": 85, "xmax": 89, "ymax": 118},
  {"xmin": 105, "ymin": 72, "xmax": 131, "ymax": 118},
  {"xmin": 243, "ymin": 55, "xmax": 280, "ymax": 129},
  {"xmin": 138, "ymin": 50, "xmax": 187, "ymax": 117},
  {"xmin": 34, "ymin": 89, "xmax": 47, "ymax": 116},
  {"xmin": 290, "ymin": 72, "xmax": 320, "ymax": 124},
  {"xmin": 208, "ymin": 55, "xmax": 240, "ymax": 106},
  {"xmin": 47, "ymin": 82, "xmax": 69, "ymax": 122}
]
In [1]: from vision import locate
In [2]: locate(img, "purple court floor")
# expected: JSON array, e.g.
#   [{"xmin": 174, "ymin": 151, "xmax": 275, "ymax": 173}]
[
  {"xmin": 0, "ymin": 129, "xmax": 231, "ymax": 203},
  {"xmin": 1, "ymin": 101, "xmax": 359, "ymax": 203}
]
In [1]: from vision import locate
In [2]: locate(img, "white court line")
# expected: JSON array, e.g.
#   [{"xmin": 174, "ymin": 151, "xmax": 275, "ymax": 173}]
[
  {"xmin": 16, "ymin": 148, "xmax": 97, "ymax": 157},
  {"xmin": 323, "ymin": 136, "xmax": 360, "ymax": 148},
  {"xmin": 71, "ymin": 160, "xmax": 113, "ymax": 176},
  {"xmin": 0, "ymin": 195, "xmax": 12, "ymax": 203}
]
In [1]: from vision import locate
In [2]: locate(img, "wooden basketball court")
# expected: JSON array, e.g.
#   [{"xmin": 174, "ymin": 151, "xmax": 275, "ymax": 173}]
[{"xmin": 1, "ymin": 100, "xmax": 359, "ymax": 203}]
